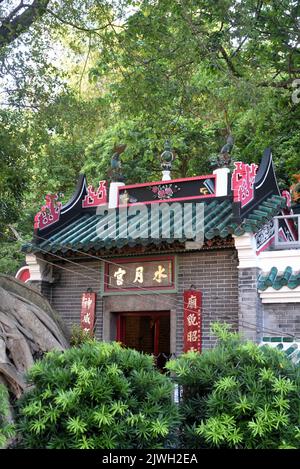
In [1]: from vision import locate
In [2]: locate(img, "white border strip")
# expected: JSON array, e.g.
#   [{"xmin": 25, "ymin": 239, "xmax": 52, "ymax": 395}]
[{"xmin": 259, "ymin": 286, "xmax": 300, "ymax": 303}]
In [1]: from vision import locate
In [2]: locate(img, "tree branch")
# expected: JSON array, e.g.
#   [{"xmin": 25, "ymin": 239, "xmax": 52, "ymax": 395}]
[
  {"xmin": 219, "ymin": 45, "xmax": 241, "ymax": 77},
  {"xmin": 3, "ymin": 1, "xmax": 25, "ymax": 23},
  {"xmin": 46, "ymin": 8, "xmax": 121, "ymax": 33},
  {"xmin": 8, "ymin": 225, "xmax": 22, "ymax": 242},
  {"xmin": 231, "ymin": 0, "xmax": 263, "ymax": 58},
  {"xmin": 0, "ymin": 0, "xmax": 50, "ymax": 49},
  {"xmin": 259, "ymin": 78, "xmax": 295, "ymax": 89},
  {"xmin": 78, "ymin": 34, "xmax": 92, "ymax": 96}
]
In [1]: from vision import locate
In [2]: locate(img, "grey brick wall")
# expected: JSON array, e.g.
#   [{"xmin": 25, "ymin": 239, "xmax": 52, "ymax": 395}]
[
  {"xmin": 175, "ymin": 249, "xmax": 239, "ymax": 353},
  {"xmin": 263, "ymin": 303, "xmax": 300, "ymax": 338},
  {"xmin": 43, "ymin": 249, "xmax": 239, "ymax": 352},
  {"xmin": 238, "ymin": 267, "xmax": 263, "ymax": 342},
  {"xmin": 28, "ymin": 280, "xmax": 50, "ymax": 299},
  {"xmin": 29, "ymin": 251, "xmax": 300, "ymax": 350},
  {"xmin": 50, "ymin": 260, "xmax": 103, "ymax": 339}
]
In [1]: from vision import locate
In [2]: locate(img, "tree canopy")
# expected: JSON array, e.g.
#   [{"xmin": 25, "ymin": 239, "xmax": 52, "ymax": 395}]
[{"xmin": 0, "ymin": 0, "xmax": 300, "ymax": 273}]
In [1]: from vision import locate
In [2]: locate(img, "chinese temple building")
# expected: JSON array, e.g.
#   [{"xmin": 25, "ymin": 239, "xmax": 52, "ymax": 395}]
[{"xmin": 21, "ymin": 147, "xmax": 300, "ymax": 359}]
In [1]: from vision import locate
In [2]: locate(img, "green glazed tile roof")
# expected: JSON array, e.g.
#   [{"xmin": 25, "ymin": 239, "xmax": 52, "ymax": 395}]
[
  {"xmin": 23, "ymin": 194, "xmax": 286, "ymax": 254},
  {"xmin": 260, "ymin": 339, "xmax": 300, "ymax": 364},
  {"xmin": 258, "ymin": 267, "xmax": 300, "ymax": 290}
]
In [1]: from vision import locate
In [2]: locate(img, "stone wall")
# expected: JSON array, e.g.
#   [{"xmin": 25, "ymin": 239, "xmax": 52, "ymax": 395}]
[
  {"xmin": 238, "ymin": 267, "xmax": 263, "ymax": 342},
  {"xmin": 263, "ymin": 303, "xmax": 300, "ymax": 338}
]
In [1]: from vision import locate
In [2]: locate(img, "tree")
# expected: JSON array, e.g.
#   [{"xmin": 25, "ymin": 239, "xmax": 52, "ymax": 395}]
[
  {"xmin": 0, "ymin": 1, "xmax": 50, "ymax": 49},
  {"xmin": 0, "ymin": 109, "xmax": 30, "ymax": 227},
  {"xmin": 86, "ymin": 0, "xmax": 300, "ymax": 182},
  {"xmin": 1, "ymin": 0, "xmax": 300, "ymax": 276},
  {"xmin": 0, "ymin": 1, "xmax": 125, "ymax": 109}
]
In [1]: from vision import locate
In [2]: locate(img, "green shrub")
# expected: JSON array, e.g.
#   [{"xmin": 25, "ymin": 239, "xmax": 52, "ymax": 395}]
[
  {"xmin": 0, "ymin": 383, "xmax": 15, "ymax": 448},
  {"xmin": 69, "ymin": 324, "xmax": 92, "ymax": 347},
  {"xmin": 167, "ymin": 323, "xmax": 300, "ymax": 449},
  {"xmin": 16, "ymin": 341, "xmax": 179, "ymax": 449}
]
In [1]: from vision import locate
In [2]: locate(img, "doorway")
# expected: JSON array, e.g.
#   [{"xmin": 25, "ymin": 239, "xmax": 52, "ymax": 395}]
[{"xmin": 116, "ymin": 311, "xmax": 170, "ymax": 369}]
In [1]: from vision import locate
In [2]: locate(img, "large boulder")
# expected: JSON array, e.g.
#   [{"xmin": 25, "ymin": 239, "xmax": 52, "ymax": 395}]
[{"xmin": 0, "ymin": 274, "xmax": 69, "ymax": 399}]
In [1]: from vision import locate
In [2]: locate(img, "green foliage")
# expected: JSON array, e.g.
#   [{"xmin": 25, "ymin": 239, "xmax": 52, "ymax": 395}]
[
  {"xmin": 16, "ymin": 341, "xmax": 179, "ymax": 449},
  {"xmin": 84, "ymin": 0, "xmax": 300, "ymax": 184},
  {"xmin": 0, "ymin": 110, "xmax": 29, "ymax": 227},
  {"xmin": 0, "ymin": 240, "xmax": 24, "ymax": 276},
  {"xmin": 69, "ymin": 324, "xmax": 92, "ymax": 347},
  {"xmin": 0, "ymin": 384, "xmax": 15, "ymax": 449},
  {"xmin": 167, "ymin": 323, "xmax": 300, "ymax": 449},
  {"xmin": 2, "ymin": 1, "xmax": 300, "ymax": 273}
]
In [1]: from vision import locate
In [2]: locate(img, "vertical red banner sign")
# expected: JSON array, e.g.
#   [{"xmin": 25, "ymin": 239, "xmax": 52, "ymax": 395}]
[
  {"xmin": 184, "ymin": 290, "xmax": 202, "ymax": 353},
  {"xmin": 80, "ymin": 292, "xmax": 96, "ymax": 335}
]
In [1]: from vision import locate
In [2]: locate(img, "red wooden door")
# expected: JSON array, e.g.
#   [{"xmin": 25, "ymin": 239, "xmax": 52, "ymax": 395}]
[{"xmin": 116, "ymin": 312, "xmax": 170, "ymax": 358}]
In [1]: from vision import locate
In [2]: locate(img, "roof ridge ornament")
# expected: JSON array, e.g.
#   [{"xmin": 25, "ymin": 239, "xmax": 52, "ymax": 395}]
[
  {"xmin": 160, "ymin": 140, "xmax": 174, "ymax": 181},
  {"xmin": 231, "ymin": 162, "xmax": 258, "ymax": 208},
  {"xmin": 110, "ymin": 144, "xmax": 126, "ymax": 183},
  {"xmin": 82, "ymin": 180, "xmax": 107, "ymax": 208},
  {"xmin": 210, "ymin": 134, "xmax": 234, "ymax": 169},
  {"xmin": 34, "ymin": 193, "xmax": 63, "ymax": 231}
]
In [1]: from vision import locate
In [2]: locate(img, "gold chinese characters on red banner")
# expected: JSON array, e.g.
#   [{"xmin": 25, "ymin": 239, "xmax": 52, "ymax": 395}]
[
  {"xmin": 184, "ymin": 290, "xmax": 202, "ymax": 353},
  {"xmin": 80, "ymin": 292, "xmax": 96, "ymax": 335}
]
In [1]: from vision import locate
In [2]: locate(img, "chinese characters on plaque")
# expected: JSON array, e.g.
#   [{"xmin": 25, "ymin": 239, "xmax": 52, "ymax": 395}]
[
  {"xmin": 105, "ymin": 257, "xmax": 174, "ymax": 291},
  {"xmin": 184, "ymin": 290, "xmax": 202, "ymax": 353},
  {"xmin": 80, "ymin": 292, "xmax": 96, "ymax": 335}
]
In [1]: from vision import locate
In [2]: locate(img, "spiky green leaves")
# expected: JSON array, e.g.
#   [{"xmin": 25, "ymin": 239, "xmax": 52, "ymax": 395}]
[
  {"xmin": 17, "ymin": 341, "xmax": 179, "ymax": 449},
  {"xmin": 167, "ymin": 323, "xmax": 300, "ymax": 449},
  {"xmin": 0, "ymin": 383, "xmax": 15, "ymax": 449}
]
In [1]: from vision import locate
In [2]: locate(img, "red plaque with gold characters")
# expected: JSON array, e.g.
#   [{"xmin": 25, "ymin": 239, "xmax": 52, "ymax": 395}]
[
  {"xmin": 183, "ymin": 290, "xmax": 202, "ymax": 353},
  {"xmin": 104, "ymin": 256, "xmax": 175, "ymax": 292},
  {"xmin": 80, "ymin": 292, "xmax": 96, "ymax": 335}
]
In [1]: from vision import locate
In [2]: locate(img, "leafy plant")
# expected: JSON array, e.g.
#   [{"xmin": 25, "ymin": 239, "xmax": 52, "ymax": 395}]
[
  {"xmin": 167, "ymin": 323, "xmax": 300, "ymax": 449},
  {"xmin": 16, "ymin": 341, "xmax": 179, "ymax": 449},
  {"xmin": 0, "ymin": 383, "xmax": 15, "ymax": 449},
  {"xmin": 69, "ymin": 324, "xmax": 92, "ymax": 347},
  {"xmin": 0, "ymin": 240, "xmax": 24, "ymax": 276}
]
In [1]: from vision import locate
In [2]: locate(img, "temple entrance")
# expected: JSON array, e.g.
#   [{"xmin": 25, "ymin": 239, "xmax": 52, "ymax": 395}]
[{"xmin": 116, "ymin": 311, "xmax": 170, "ymax": 369}]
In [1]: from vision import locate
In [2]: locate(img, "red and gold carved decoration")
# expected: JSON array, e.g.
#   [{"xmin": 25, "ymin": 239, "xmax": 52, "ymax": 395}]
[
  {"xmin": 281, "ymin": 190, "xmax": 298, "ymax": 241},
  {"xmin": 82, "ymin": 180, "xmax": 107, "ymax": 208},
  {"xmin": 282, "ymin": 190, "xmax": 292, "ymax": 208},
  {"xmin": 80, "ymin": 292, "xmax": 96, "ymax": 335},
  {"xmin": 231, "ymin": 162, "xmax": 258, "ymax": 208},
  {"xmin": 34, "ymin": 194, "xmax": 62, "ymax": 231},
  {"xmin": 184, "ymin": 290, "xmax": 202, "ymax": 353}
]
